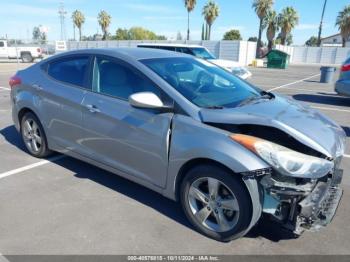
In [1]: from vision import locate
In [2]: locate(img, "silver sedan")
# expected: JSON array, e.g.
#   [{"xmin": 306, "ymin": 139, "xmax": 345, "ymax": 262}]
[{"xmin": 10, "ymin": 48, "xmax": 346, "ymax": 241}]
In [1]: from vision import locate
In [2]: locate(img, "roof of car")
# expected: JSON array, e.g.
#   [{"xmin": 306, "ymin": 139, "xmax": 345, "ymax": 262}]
[
  {"xmin": 50, "ymin": 47, "xmax": 189, "ymax": 61},
  {"xmin": 137, "ymin": 43, "xmax": 204, "ymax": 48}
]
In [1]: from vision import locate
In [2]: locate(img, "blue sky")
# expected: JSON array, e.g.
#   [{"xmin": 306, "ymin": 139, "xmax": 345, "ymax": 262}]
[{"xmin": 0, "ymin": 0, "xmax": 348, "ymax": 45}]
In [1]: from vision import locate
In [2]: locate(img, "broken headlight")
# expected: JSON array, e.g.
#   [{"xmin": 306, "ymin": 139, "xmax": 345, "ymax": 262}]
[{"xmin": 230, "ymin": 134, "xmax": 334, "ymax": 179}]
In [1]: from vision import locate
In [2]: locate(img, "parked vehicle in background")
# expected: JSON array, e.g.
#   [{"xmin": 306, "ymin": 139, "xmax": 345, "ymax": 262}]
[
  {"xmin": 0, "ymin": 40, "xmax": 43, "ymax": 63},
  {"xmin": 10, "ymin": 48, "xmax": 346, "ymax": 242},
  {"xmin": 137, "ymin": 43, "xmax": 252, "ymax": 79},
  {"xmin": 335, "ymin": 57, "xmax": 350, "ymax": 97}
]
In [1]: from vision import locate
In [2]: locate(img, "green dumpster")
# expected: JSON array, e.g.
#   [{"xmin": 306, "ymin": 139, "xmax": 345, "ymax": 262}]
[{"xmin": 266, "ymin": 50, "xmax": 290, "ymax": 69}]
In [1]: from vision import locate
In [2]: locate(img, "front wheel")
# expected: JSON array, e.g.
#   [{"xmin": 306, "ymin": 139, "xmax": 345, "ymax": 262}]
[
  {"xmin": 180, "ymin": 165, "xmax": 252, "ymax": 242},
  {"xmin": 21, "ymin": 112, "xmax": 52, "ymax": 158}
]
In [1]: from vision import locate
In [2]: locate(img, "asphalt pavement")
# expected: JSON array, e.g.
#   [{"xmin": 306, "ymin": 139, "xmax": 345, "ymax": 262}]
[{"xmin": 0, "ymin": 63, "xmax": 349, "ymax": 255}]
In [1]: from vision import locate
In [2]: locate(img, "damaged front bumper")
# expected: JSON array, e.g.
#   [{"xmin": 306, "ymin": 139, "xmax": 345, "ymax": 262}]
[{"xmin": 260, "ymin": 166, "xmax": 344, "ymax": 235}]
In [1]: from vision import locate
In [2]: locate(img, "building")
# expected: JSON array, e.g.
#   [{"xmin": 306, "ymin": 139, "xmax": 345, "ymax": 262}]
[{"xmin": 320, "ymin": 33, "xmax": 349, "ymax": 47}]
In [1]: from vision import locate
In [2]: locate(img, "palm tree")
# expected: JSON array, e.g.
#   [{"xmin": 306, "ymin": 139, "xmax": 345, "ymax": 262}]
[
  {"xmin": 335, "ymin": 5, "xmax": 350, "ymax": 47},
  {"xmin": 202, "ymin": 0, "xmax": 220, "ymax": 40},
  {"xmin": 278, "ymin": 7, "xmax": 299, "ymax": 45},
  {"xmin": 72, "ymin": 10, "xmax": 85, "ymax": 41},
  {"xmin": 184, "ymin": 0, "xmax": 197, "ymax": 41},
  {"xmin": 98, "ymin": 10, "xmax": 112, "ymax": 40},
  {"xmin": 252, "ymin": 0, "xmax": 274, "ymax": 57},
  {"xmin": 263, "ymin": 10, "xmax": 279, "ymax": 51}
]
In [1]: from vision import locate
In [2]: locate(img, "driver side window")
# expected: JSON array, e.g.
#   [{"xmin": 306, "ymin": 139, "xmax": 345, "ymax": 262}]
[{"xmin": 92, "ymin": 57, "xmax": 161, "ymax": 100}]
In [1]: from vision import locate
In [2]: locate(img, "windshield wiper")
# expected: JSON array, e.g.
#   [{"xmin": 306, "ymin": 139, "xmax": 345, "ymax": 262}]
[
  {"xmin": 204, "ymin": 106, "xmax": 224, "ymax": 109},
  {"xmin": 238, "ymin": 92, "xmax": 274, "ymax": 107}
]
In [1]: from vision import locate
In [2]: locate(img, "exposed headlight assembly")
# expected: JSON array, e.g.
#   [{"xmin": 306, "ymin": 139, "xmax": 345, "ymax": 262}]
[{"xmin": 230, "ymin": 134, "xmax": 334, "ymax": 179}]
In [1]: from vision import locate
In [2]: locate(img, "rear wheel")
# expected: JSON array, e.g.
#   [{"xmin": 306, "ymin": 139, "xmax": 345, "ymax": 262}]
[
  {"xmin": 21, "ymin": 53, "xmax": 33, "ymax": 63},
  {"xmin": 180, "ymin": 165, "xmax": 252, "ymax": 242},
  {"xmin": 20, "ymin": 112, "xmax": 52, "ymax": 158}
]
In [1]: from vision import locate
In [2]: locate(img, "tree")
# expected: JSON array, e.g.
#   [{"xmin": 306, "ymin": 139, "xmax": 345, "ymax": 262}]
[
  {"xmin": 223, "ymin": 29, "xmax": 242, "ymax": 40},
  {"xmin": 72, "ymin": 10, "xmax": 85, "ymax": 41},
  {"xmin": 252, "ymin": 0, "xmax": 274, "ymax": 57},
  {"xmin": 32, "ymin": 25, "xmax": 47, "ymax": 44},
  {"xmin": 202, "ymin": 0, "xmax": 220, "ymax": 40},
  {"xmin": 115, "ymin": 28, "xmax": 129, "ymax": 40},
  {"xmin": 32, "ymin": 27, "xmax": 41, "ymax": 41},
  {"xmin": 201, "ymin": 24, "xmax": 205, "ymax": 40},
  {"xmin": 177, "ymin": 31, "xmax": 183, "ymax": 40},
  {"xmin": 305, "ymin": 36, "xmax": 318, "ymax": 46},
  {"xmin": 263, "ymin": 9, "xmax": 279, "ymax": 51},
  {"xmin": 248, "ymin": 36, "xmax": 258, "ymax": 42},
  {"xmin": 114, "ymin": 27, "xmax": 166, "ymax": 40},
  {"xmin": 98, "ymin": 10, "xmax": 112, "ymax": 40},
  {"xmin": 278, "ymin": 7, "xmax": 299, "ymax": 45},
  {"xmin": 335, "ymin": 5, "xmax": 350, "ymax": 47},
  {"xmin": 184, "ymin": 0, "xmax": 197, "ymax": 40},
  {"xmin": 276, "ymin": 32, "xmax": 292, "ymax": 45}
]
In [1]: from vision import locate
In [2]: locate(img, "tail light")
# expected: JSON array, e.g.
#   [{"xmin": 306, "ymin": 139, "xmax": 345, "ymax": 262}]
[
  {"xmin": 341, "ymin": 64, "xmax": 350, "ymax": 72},
  {"xmin": 9, "ymin": 76, "xmax": 22, "ymax": 88},
  {"xmin": 37, "ymin": 48, "xmax": 42, "ymax": 53}
]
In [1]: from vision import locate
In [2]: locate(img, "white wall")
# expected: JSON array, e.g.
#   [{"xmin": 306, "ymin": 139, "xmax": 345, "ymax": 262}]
[
  {"xmin": 67, "ymin": 40, "xmax": 256, "ymax": 65},
  {"xmin": 67, "ymin": 40, "xmax": 350, "ymax": 65}
]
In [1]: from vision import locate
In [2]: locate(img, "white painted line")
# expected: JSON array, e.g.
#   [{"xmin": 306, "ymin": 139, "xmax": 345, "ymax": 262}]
[
  {"xmin": 0, "ymin": 86, "xmax": 10, "ymax": 91},
  {"xmin": 282, "ymin": 87, "xmax": 331, "ymax": 93},
  {"xmin": 0, "ymin": 252, "xmax": 9, "ymax": 262},
  {"xmin": 0, "ymin": 155, "xmax": 65, "ymax": 180},
  {"xmin": 268, "ymin": 73, "xmax": 321, "ymax": 92},
  {"xmin": 311, "ymin": 106, "xmax": 350, "ymax": 113},
  {"xmin": 344, "ymin": 154, "xmax": 350, "ymax": 159}
]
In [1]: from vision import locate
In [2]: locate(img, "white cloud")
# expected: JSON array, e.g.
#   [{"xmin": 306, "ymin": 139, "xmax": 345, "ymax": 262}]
[
  {"xmin": 125, "ymin": 4, "xmax": 173, "ymax": 13},
  {"xmin": 143, "ymin": 16, "xmax": 186, "ymax": 21},
  {"xmin": 295, "ymin": 24, "xmax": 319, "ymax": 30}
]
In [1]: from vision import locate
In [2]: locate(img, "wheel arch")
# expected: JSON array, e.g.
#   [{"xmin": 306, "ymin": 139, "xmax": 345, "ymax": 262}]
[{"xmin": 174, "ymin": 158, "xmax": 243, "ymax": 201}]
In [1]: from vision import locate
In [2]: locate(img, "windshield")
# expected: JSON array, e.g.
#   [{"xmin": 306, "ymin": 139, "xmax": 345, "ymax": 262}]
[
  {"xmin": 190, "ymin": 48, "xmax": 216, "ymax": 60},
  {"xmin": 141, "ymin": 57, "xmax": 262, "ymax": 108}
]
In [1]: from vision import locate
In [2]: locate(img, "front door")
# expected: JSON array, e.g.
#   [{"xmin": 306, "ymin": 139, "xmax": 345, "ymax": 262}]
[{"xmin": 81, "ymin": 56, "xmax": 173, "ymax": 188}]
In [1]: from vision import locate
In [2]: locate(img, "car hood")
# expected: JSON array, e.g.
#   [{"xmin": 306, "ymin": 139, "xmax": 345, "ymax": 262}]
[
  {"xmin": 208, "ymin": 59, "xmax": 241, "ymax": 68},
  {"xmin": 199, "ymin": 94, "xmax": 346, "ymax": 159}
]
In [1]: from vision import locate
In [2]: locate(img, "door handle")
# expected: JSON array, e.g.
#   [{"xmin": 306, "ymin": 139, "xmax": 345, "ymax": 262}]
[
  {"xmin": 86, "ymin": 104, "xmax": 100, "ymax": 113},
  {"xmin": 32, "ymin": 84, "xmax": 43, "ymax": 91}
]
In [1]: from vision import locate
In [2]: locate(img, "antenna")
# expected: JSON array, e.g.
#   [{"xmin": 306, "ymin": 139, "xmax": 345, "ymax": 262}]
[{"xmin": 58, "ymin": 1, "xmax": 67, "ymax": 40}]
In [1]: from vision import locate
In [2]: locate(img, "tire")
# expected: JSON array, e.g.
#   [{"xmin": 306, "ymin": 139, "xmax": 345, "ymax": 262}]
[
  {"xmin": 21, "ymin": 53, "xmax": 33, "ymax": 63},
  {"xmin": 20, "ymin": 112, "xmax": 52, "ymax": 158},
  {"xmin": 180, "ymin": 165, "xmax": 252, "ymax": 242}
]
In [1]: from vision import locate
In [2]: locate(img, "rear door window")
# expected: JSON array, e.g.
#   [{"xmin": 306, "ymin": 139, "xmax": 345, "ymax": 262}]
[{"xmin": 47, "ymin": 56, "xmax": 89, "ymax": 88}]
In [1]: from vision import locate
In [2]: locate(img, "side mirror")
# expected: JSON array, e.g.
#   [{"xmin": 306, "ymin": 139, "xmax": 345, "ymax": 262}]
[{"xmin": 129, "ymin": 92, "xmax": 165, "ymax": 109}]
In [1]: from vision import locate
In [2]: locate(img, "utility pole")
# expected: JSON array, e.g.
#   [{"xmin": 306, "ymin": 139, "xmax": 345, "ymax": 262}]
[
  {"xmin": 58, "ymin": 1, "xmax": 67, "ymax": 41},
  {"xmin": 317, "ymin": 0, "xmax": 327, "ymax": 47}
]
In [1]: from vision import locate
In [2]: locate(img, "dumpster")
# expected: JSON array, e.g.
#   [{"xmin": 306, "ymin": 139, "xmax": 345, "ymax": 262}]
[
  {"xmin": 320, "ymin": 66, "xmax": 336, "ymax": 83},
  {"xmin": 266, "ymin": 50, "xmax": 290, "ymax": 69}
]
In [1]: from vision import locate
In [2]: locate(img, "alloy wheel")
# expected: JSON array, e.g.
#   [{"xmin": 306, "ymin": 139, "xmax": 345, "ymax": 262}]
[
  {"xmin": 188, "ymin": 177, "xmax": 240, "ymax": 233},
  {"xmin": 22, "ymin": 118, "xmax": 42, "ymax": 154}
]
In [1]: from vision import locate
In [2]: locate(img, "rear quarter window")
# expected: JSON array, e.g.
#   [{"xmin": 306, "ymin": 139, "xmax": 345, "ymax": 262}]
[{"xmin": 47, "ymin": 56, "xmax": 89, "ymax": 87}]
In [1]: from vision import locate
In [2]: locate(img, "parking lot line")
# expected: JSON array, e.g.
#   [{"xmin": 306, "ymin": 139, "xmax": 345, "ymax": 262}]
[
  {"xmin": 345, "ymin": 154, "xmax": 350, "ymax": 158},
  {"xmin": 0, "ymin": 86, "xmax": 10, "ymax": 91},
  {"xmin": 311, "ymin": 106, "xmax": 350, "ymax": 113},
  {"xmin": 0, "ymin": 155, "xmax": 65, "ymax": 180},
  {"xmin": 268, "ymin": 73, "xmax": 321, "ymax": 92}
]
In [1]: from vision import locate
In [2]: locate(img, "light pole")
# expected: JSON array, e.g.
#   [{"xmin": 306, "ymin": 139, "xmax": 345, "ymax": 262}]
[{"xmin": 317, "ymin": 0, "xmax": 327, "ymax": 47}]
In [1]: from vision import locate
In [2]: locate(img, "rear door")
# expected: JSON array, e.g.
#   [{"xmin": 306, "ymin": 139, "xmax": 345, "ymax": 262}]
[
  {"xmin": 40, "ymin": 55, "xmax": 92, "ymax": 153},
  {"xmin": 81, "ymin": 55, "xmax": 173, "ymax": 187}
]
